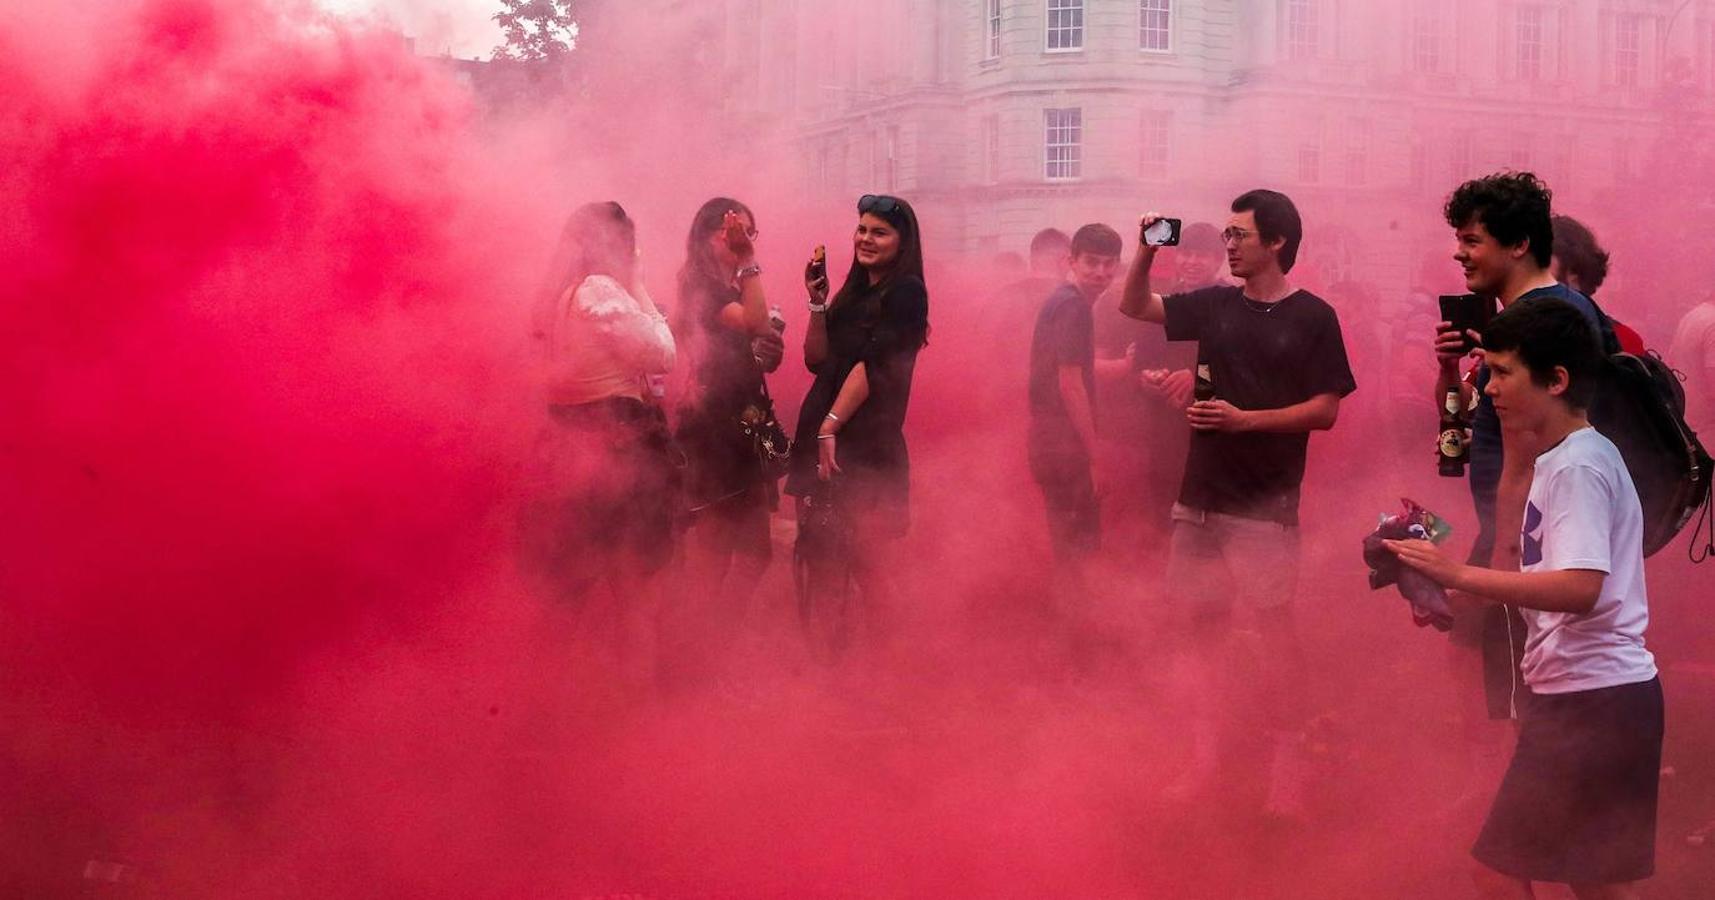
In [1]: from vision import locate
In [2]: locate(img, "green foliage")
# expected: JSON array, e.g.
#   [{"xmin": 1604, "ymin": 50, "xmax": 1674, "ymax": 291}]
[{"xmin": 492, "ymin": 0, "xmax": 578, "ymax": 62}]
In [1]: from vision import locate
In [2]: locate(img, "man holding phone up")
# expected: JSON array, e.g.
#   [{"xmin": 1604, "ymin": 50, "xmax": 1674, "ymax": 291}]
[
  {"xmin": 1119, "ymin": 189, "xmax": 1356, "ymax": 815},
  {"xmin": 1434, "ymin": 173, "xmax": 1612, "ymax": 721}
]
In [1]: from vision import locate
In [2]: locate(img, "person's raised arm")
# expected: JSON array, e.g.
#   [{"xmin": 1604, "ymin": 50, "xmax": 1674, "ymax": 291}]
[
  {"xmin": 583, "ymin": 276, "xmax": 675, "ymax": 374},
  {"xmin": 1119, "ymin": 213, "xmax": 1168, "ymax": 324},
  {"xmin": 713, "ymin": 210, "xmax": 774, "ymax": 337},
  {"xmin": 802, "ymin": 247, "xmax": 832, "ymax": 371}
]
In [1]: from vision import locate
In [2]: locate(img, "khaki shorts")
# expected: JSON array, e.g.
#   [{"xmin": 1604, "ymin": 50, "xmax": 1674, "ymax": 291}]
[{"xmin": 1163, "ymin": 502, "xmax": 1301, "ymax": 619}]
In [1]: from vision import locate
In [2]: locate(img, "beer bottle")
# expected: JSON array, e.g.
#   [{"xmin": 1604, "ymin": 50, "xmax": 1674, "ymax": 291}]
[
  {"xmin": 1437, "ymin": 386, "xmax": 1469, "ymax": 477},
  {"xmin": 1194, "ymin": 363, "xmax": 1216, "ymax": 402}
]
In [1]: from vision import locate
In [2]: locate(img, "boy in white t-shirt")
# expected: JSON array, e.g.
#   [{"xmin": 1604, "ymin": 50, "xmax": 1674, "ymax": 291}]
[{"xmin": 1387, "ymin": 296, "xmax": 1662, "ymax": 900}]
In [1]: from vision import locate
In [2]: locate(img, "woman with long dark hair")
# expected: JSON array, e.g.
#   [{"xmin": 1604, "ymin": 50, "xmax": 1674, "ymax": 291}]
[
  {"xmin": 672, "ymin": 197, "xmax": 788, "ymax": 623},
  {"xmin": 526, "ymin": 201, "xmax": 677, "ymax": 685},
  {"xmin": 787, "ymin": 194, "xmax": 930, "ymax": 654}
]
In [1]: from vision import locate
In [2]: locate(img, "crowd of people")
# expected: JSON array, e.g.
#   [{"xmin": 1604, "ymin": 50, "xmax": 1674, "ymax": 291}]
[{"xmin": 526, "ymin": 173, "xmax": 1714, "ymax": 899}]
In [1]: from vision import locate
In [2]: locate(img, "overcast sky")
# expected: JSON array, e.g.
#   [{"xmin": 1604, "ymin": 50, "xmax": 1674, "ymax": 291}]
[{"xmin": 316, "ymin": 0, "xmax": 502, "ymax": 59}]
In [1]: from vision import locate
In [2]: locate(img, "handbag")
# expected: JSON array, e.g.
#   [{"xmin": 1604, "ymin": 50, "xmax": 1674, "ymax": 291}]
[{"xmin": 737, "ymin": 380, "xmax": 792, "ymax": 480}]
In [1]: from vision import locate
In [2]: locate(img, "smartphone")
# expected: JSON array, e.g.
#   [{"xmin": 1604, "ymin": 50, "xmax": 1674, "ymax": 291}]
[
  {"xmin": 1142, "ymin": 218, "xmax": 1182, "ymax": 247},
  {"xmin": 1438, "ymin": 294, "xmax": 1494, "ymax": 353},
  {"xmin": 808, "ymin": 245, "xmax": 827, "ymax": 284}
]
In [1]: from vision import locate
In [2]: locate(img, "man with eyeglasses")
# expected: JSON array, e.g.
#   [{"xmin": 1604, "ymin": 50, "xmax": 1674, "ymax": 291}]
[{"xmin": 1119, "ymin": 188, "xmax": 1356, "ymax": 817}]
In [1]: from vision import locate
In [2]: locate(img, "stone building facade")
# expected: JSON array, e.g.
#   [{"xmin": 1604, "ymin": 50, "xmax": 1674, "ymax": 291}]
[{"xmin": 698, "ymin": 0, "xmax": 1712, "ymax": 281}]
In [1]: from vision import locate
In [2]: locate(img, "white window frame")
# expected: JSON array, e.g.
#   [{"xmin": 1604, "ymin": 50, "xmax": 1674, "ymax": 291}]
[
  {"xmin": 1284, "ymin": 0, "xmax": 1318, "ymax": 60},
  {"xmin": 1046, "ymin": 0, "xmax": 1085, "ymax": 53},
  {"xmin": 1139, "ymin": 112, "xmax": 1171, "ymax": 179},
  {"xmin": 1344, "ymin": 118, "xmax": 1368, "ymax": 186},
  {"xmin": 1613, "ymin": 13, "xmax": 1642, "ymax": 88},
  {"xmin": 1297, "ymin": 145, "xmax": 1321, "ymax": 184},
  {"xmin": 1514, "ymin": 4, "xmax": 1544, "ymax": 81},
  {"xmin": 1704, "ymin": 20, "xmax": 1715, "ymax": 91},
  {"xmin": 983, "ymin": 115, "xmax": 1002, "ymax": 183},
  {"xmin": 1139, "ymin": 0, "xmax": 1172, "ymax": 53},
  {"xmin": 985, "ymin": 0, "xmax": 1002, "ymax": 60},
  {"xmin": 1044, "ymin": 107, "xmax": 1082, "ymax": 181},
  {"xmin": 1410, "ymin": 9, "xmax": 1440, "ymax": 74},
  {"xmin": 1509, "ymin": 138, "xmax": 1533, "ymax": 172}
]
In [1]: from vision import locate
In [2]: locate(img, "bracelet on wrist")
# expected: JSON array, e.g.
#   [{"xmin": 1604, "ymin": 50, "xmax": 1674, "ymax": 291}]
[
  {"xmin": 816, "ymin": 432, "xmax": 836, "ymax": 441},
  {"xmin": 808, "ymin": 300, "xmax": 829, "ymax": 314},
  {"xmin": 824, "ymin": 412, "xmax": 840, "ymax": 423}
]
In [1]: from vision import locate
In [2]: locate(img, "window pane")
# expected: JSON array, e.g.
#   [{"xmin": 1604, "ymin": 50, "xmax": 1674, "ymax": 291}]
[
  {"xmin": 986, "ymin": 0, "xmax": 1002, "ymax": 59},
  {"xmin": 1516, "ymin": 5, "xmax": 1543, "ymax": 81},
  {"xmin": 1139, "ymin": 112, "xmax": 1171, "ymax": 179},
  {"xmin": 1286, "ymin": 0, "xmax": 1318, "ymax": 60},
  {"xmin": 1614, "ymin": 14, "xmax": 1641, "ymax": 87},
  {"xmin": 1045, "ymin": 108, "xmax": 1082, "ymax": 180},
  {"xmin": 1140, "ymin": 0, "xmax": 1171, "ymax": 52},
  {"xmin": 1047, "ymin": 0, "xmax": 1085, "ymax": 51}
]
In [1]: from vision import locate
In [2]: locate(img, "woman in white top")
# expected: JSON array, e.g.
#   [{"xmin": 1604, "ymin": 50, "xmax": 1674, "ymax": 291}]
[{"xmin": 526, "ymin": 202, "xmax": 677, "ymax": 684}]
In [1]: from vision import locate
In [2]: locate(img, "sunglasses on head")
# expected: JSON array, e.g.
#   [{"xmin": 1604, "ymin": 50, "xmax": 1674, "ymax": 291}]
[{"xmin": 858, "ymin": 194, "xmax": 902, "ymax": 215}]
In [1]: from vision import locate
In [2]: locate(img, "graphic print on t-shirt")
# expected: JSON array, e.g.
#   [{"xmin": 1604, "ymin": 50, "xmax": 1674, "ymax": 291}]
[{"xmin": 1522, "ymin": 500, "xmax": 1544, "ymax": 566}]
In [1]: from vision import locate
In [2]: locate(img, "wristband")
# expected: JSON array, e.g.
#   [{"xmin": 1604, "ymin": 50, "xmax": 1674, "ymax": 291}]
[
  {"xmin": 736, "ymin": 263, "xmax": 762, "ymax": 281},
  {"xmin": 824, "ymin": 412, "xmax": 840, "ymax": 423},
  {"xmin": 816, "ymin": 433, "xmax": 836, "ymax": 441},
  {"xmin": 808, "ymin": 299, "xmax": 829, "ymax": 314}
]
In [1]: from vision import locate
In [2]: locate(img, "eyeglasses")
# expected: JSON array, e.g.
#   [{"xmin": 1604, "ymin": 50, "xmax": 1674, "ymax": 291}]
[
  {"xmin": 858, "ymin": 194, "xmax": 902, "ymax": 215},
  {"xmin": 1221, "ymin": 227, "xmax": 1255, "ymax": 245}
]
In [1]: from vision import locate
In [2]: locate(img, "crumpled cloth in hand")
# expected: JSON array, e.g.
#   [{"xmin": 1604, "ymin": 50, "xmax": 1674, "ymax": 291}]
[{"xmin": 1362, "ymin": 501, "xmax": 1454, "ymax": 632}]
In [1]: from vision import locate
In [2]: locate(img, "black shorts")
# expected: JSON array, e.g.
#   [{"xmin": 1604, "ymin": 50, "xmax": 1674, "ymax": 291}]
[{"xmin": 1473, "ymin": 676, "xmax": 1664, "ymax": 885}]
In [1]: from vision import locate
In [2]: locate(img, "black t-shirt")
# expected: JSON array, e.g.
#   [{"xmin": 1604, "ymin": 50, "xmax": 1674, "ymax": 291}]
[
  {"xmin": 1163, "ymin": 286, "xmax": 1357, "ymax": 525},
  {"xmin": 1028, "ymin": 283, "xmax": 1096, "ymax": 458},
  {"xmin": 678, "ymin": 273, "xmax": 766, "ymax": 415}
]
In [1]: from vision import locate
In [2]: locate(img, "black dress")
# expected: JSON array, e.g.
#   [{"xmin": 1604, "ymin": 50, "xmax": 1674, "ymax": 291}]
[
  {"xmin": 675, "ymin": 273, "xmax": 780, "ymax": 512},
  {"xmin": 785, "ymin": 276, "xmax": 929, "ymax": 533}
]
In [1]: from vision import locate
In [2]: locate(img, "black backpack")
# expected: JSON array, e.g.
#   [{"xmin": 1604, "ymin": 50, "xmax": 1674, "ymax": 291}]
[{"xmin": 1583, "ymin": 300, "xmax": 1715, "ymax": 559}]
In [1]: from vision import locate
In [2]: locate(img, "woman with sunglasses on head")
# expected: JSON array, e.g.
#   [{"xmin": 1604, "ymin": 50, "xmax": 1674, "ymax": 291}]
[
  {"xmin": 527, "ymin": 201, "xmax": 677, "ymax": 687},
  {"xmin": 787, "ymin": 194, "xmax": 930, "ymax": 654},
  {"xmin": 671, "ymin": 198, "xmax": 789, "ymax": 633}
]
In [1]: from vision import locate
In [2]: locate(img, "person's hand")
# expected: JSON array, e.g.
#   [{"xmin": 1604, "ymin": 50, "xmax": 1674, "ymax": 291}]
[
  {"xmin": 751, "ymin": 330, "xmax": 785, "ymax": 373},
  {"xmin": 722, "ymin": 210, "xmax": 755, "ymax": 262},
  {"xmin": 1141, "ymin": 368, "xmax": 1192, "ymax": 407},
  {"xmin": 816, "ymin": 432, "xmax": 841, "ymax": 481},
  {"xmin": 1383, "ymin": 538, "xmax": 1467, "ymax": 589},
  {"xmin": 1137, "ymin": 211, "xmax": 1165, "ymax": 253},
  {"xmin": 1159, "ymin": 368, "xmax": 1195, "ymax": 408},
  {"xmin": 1187, "ymin": 399, "xmax": 1250, "ymax": 432},
  {"xmin": 804, "ymin": 246, "xmax": 829, "ymax": 305},
  {"xmin": 1434, "ymin": 320, "xmax": 1483, "ymax": 370}
]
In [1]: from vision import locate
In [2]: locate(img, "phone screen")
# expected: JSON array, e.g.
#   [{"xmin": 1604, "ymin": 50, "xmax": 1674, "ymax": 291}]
[{"xmin": 1142, "ymin": 218, "xmax": 1182, "ymax": 247}]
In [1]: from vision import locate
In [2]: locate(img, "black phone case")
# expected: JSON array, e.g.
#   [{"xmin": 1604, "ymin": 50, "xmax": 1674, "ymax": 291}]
[{"xmin": 1438, "ymin": 294, "xmax": 1492, "ymax": 352}]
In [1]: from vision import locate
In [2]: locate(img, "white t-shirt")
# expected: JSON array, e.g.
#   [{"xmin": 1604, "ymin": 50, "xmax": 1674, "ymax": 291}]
[{"xmin": 1518, "ymin": 426, "xmax": 1656, "ymax": 693}]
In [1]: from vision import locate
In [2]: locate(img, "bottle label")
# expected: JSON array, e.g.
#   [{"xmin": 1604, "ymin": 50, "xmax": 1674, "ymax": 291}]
[{"xmin": 1438, "ymin": 428, "xmax": 1466, "ymax": 459}]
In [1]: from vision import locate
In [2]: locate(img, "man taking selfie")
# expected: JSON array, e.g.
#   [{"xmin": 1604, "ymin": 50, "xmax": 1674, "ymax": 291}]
[{"xmin": 1120, "ymin": 189, "xmax": 1356, "ymax": 815}]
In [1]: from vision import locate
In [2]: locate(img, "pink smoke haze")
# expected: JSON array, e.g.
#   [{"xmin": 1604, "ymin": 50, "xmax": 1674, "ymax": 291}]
[{"xmin": 2, "ymin": 1, "xmax": 1712, "ymax": 897}]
